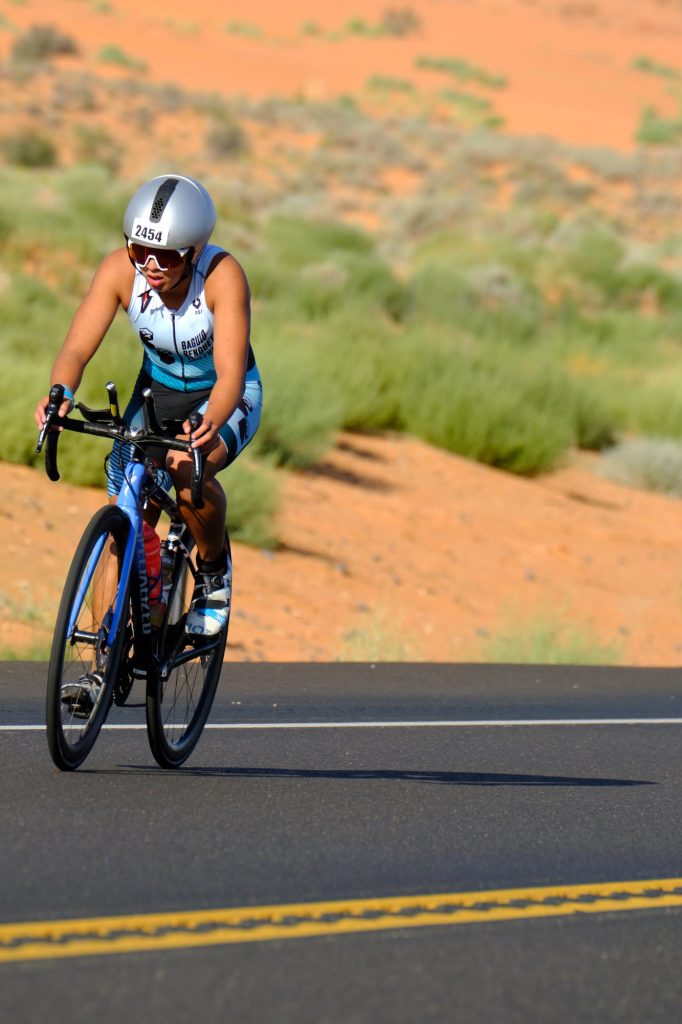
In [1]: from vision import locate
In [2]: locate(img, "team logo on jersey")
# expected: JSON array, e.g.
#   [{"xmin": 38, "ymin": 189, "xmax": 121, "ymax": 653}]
[
  {"xmin": 193, "ymin": 298, "xmax": 202, "ymax": 315},
  {"xmin": 139, "ymin": 328, "xmax": 174, "ymax": 365},
  {"xmin": 139, "ymin": 289, "xmax": 152, "ymax": 314},
  {"xmin": 180, "ymin": 329, "xmax": 212, "ymax": 360}
]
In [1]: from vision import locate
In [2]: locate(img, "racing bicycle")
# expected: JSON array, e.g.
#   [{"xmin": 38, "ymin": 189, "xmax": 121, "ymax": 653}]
[{"xmin": 36, "ymin": 382, "xmax": 230, "ymax": 771}]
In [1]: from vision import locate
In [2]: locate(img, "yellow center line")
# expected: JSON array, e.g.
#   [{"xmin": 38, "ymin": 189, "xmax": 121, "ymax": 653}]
[{"xmin": 2, "ymin": 877, "xmax": 682, "ymax": 963}]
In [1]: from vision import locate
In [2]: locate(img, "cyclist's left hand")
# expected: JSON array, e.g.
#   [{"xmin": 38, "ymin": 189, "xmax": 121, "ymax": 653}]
[{"xmin": 181, "ymin": 417, "xmax": 222, "ymax": 455}]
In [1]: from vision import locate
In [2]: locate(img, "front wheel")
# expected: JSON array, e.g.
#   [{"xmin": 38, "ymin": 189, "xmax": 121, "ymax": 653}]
[
  {"xmin": 46, "ymin": 505, "xmax": 130, "ymax": 771},
  {"xmin": 145, "ymin": 535, "xmax": 229, "ymax": 768}
]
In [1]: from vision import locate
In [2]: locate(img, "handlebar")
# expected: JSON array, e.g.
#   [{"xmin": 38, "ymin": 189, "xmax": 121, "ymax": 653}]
[
  {"xmin": 36, "ymin": 382, "xmax": 206, "ymax": 509},
  {"xmin": 35, "ymin": 384, "xmax": 65, "ymax": 460}
]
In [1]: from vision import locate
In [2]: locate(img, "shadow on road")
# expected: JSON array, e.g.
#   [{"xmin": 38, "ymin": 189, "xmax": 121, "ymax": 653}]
[{"xmin": 105, "ymin": 766, "xmax": 654, "ymax": 787}]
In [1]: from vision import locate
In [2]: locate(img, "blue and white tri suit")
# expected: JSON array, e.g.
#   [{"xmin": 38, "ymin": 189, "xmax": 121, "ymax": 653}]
[{"xmin": 107, "ymin": 244, "xmax": 262, "ymax": 496}]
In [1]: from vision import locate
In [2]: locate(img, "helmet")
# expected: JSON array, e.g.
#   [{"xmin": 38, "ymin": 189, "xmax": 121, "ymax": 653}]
[{"xmin": 123, "ymin": 174, "xmax": 216, "ymax": 251}]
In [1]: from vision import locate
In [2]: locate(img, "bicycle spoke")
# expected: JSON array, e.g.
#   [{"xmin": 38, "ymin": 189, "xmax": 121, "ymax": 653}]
[
  {"xmin": 161, "ymin": 660, "xmax": 201, "ymax": 738},
  {"xmin": 46, "ymin": 506, "xmax": 130, "ymax": 771},
  {"xmin": 146, "ymin": 539, "xmax": 227, "ymax": 768}
]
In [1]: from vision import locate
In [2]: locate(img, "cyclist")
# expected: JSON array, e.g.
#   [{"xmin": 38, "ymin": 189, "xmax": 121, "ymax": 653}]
[{"xmin": 35, "ymin": 173, "xmax": 262, "ymax": 640}]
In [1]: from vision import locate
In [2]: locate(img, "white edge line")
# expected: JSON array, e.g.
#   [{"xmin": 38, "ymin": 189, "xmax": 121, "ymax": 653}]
[{"xmin": 3, "ymin": 719, "xmax": 682, "ymax": 732}]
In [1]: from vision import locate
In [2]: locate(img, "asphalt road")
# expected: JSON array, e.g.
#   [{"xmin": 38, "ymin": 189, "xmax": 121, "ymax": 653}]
[{"xmin": 2, "ymin": 662, "xmax": 682, "ymax": 1023}]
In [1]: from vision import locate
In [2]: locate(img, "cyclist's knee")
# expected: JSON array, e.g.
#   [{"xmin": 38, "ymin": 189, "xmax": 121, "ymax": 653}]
[
  {"xmin": 167, "ymin": 447, "xmax": 225, "ymax": 489},
  {"xmin": 166, "ymin": 450, "xmax": 193, "ymax": 489}
]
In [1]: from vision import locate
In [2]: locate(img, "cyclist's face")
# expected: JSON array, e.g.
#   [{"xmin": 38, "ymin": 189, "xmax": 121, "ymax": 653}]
[
  {"xmin": 125, "ymin": 244, "xmax": 187, "ymax": 296},
  {"xmin": 139, "ymin": 250, "xmax": 188, "ymax": 292}
]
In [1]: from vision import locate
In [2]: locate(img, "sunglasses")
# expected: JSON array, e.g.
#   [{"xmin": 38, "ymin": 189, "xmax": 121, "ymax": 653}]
[{"xmin": 127, "ymin": 239, "xmax": 191, "ymax": 272}]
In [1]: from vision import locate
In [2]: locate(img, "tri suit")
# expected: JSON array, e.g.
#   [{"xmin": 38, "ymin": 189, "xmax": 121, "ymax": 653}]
[{"xmin": 107, "ymin": 244, "xmax": 262, "ymax": 496}]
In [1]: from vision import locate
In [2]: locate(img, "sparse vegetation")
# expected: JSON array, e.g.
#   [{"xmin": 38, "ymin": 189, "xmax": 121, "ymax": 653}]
[
  {"xmin": 74, "ymin": 123, "xmax": 120, "ymax": 173},
  {"xmin": 0, "ymin": 640, "xmax": 53, "ymax": 661},
  {"xmin": 224, "ymin": 20, "xmax": 264, "ymax": 39},
  {"xmin": 378, "ymin": 7, "xmax": 422, "ymax": 37},
  {"xmin": 599, "ymin": 439, "xmax": 682, "ymax": 497},
  {"xmin": 2, "ymin": 129, "xmax": 57, "ymax": 167},
  {"xmin": 345, "ymin": 17, "xmax": 379, "ymax": 37},
  {"xmin": 482, "ymin": 614, "xmax": 622, "ymax": 665},
  {"xmin": 632, "ymin": 55, "xmax": 681, "ymax": 81},
  {"xmin": 340, "ymin": 609, "xmax": 415, "ymax": 660},
  {"xmin": 367, "ymin": 75, "xmax": 415, "ymax": 93},
  {"xmin": 307, "ymin": 9, "xmax": 421, "ymax": 41},
  {"xmin": 11, "ymin": 24, "xmax": 79, "ymax": 62},
  {"xmin": 206, "ymin": 117, "xmax": 249, "ymax": 159},
  {"xmin": 223, "ymin": 456, "xmax": 280, "ymax": 549},
  {"xmin": 636, "ymin": 105, "xmax": 682, "ymax": 145},
  {"xmin": 415, "ymin": 54, "xmax": 507, "ymax": 89},
  {"xmin": 97, "ymin": 44, "xmax": 147, "ymax": 71}
]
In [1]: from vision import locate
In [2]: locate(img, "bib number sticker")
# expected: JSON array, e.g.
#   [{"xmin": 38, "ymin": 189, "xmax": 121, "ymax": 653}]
[{"xmin": 131, "ymin": 218, "xmax": 169, "ymax": 246}]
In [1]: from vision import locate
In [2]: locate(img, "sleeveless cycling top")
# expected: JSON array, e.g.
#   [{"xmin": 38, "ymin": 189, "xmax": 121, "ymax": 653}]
[{"xmin": 126, "ymin": 244, "xmax": 258, "ymax": 392}]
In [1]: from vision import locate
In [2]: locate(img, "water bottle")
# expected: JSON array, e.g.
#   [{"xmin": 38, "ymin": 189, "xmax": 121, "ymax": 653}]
[{"xmin": 143, "ymin": 523, "xmax": 164, "ymax": 622}]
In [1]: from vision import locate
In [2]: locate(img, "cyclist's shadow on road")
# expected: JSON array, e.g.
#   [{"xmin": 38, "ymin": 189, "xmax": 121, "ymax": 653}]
[{"xmin": 111, "ymin": 765, "xmax": 654, "ymax": 787}]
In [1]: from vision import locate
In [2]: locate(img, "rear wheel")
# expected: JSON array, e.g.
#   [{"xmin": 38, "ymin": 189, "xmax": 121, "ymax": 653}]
[
  {"xmin": 145, "ymin": 534, "xmax": 228, "ymax": 768},
  {"xmin": 46, "ymin": 505, "xmax": 130, "ymax": 771}
]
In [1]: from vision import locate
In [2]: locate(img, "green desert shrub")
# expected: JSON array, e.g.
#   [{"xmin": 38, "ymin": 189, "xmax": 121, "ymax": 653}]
[
  {"xmin": 340, "ymin": 609, "xmax": 415, "ymax": 660},
  {"xmin": 632, "ymin": 55, "xmax": 681, "ymax": 80},
  {"xmin": 206, "ymin": 117, "xmax": 249, "ymax": 159},
  {"xmin": 636, "ymin": 106, "xmax": 682, "ymax": 145},
  {"xmin": 223, "ymin": 455, "xmax": 279, "ymax": 548},
  {"xmin": 399, "ymin": 333, "xmax": 614, "ymax": 472},
  {"xmin": 74, "ymin": 124, "xmax": 120, "ymax": 173},
  {"xmin": 97, "ymin": 45, "xmax": 147, "ymax": 71},
  {"xmin": 408, "ymin": 261, "xmax": 544, "ymax": 344},
  {"xmin": 415, "ymin": 54, "xmax": 507, "ymax": 89},
  {"xmin": 11, "ymin": 24, "xmax": 79, "ymax": 62},
  {"xmin": 379, "ymin": 7, "xmax": 422, "ymax": 37},
  {"xmin": 224, "ymin": 20, "xmax": 263, "ymax": 38},
  {"xmin": 367, "ymin": 75, "xmax": 416, "ymax": 93},
  {"xmin": 398, "ymin": 345, "xmax": 570, "ymax": 475},
  {"xmin": 312, "ymin": 316, "xmax": 405, "ymax": 431},
  {"xmin": 482, "ymin": 615, "xmax": 622, "ymax": 665},
  {"xmin": 249, "ymin": 335, "xmax": 343, "ymax": 468},
  {"xmin": 599, "ymin": 438, "xmax": 682, "ymax": 496},
  {"xmin": 2, "ymin": 130, "xmax": 57, "ymax": 168},
  {"xmin": 248, "ymin": 216, "xmax": 407, "ymax": 321}
]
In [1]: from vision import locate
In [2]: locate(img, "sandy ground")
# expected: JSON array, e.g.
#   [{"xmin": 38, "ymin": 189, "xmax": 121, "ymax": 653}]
[
  {"xmin": 2, "ymin": 0, "xmax": 682, "ymax": 149},
  {"xmin": 4, "ymin": 439, "xmax": 682, "ymax": 666}
]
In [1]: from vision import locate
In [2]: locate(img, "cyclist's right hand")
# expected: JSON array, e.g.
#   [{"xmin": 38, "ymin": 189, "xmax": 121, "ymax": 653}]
[{"xmin": 34, "ymin": 392, "xmax": 71, "ymax": 429}]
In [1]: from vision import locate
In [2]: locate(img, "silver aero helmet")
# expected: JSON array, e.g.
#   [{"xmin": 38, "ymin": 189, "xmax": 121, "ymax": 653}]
[{"xmin": 123, "ymin": 174, "xmax": 216, "ymax": 252}]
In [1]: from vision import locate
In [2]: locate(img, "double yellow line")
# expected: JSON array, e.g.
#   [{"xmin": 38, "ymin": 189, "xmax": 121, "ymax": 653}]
[{"xmin": 2, "ymin": 878, "xmax": 682, "ymax": 963}]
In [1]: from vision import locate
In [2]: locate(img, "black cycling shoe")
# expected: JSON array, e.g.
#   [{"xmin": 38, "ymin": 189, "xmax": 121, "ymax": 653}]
[{"xmin": 60, "ymin": 672, "xmax": 104, "ymax": 719}]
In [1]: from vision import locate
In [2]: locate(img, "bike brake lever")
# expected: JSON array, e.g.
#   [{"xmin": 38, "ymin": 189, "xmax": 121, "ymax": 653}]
[
  {"xmin": 188, "ymin": 412, "xmax": 205, "ymax": 510},
  {"xmin": 141, "ymin": 387, "xmax": 164, "ymax": 434},
  {"xmin": 36, "ymin": 384, "xmax": 65, "ymax": 455}
]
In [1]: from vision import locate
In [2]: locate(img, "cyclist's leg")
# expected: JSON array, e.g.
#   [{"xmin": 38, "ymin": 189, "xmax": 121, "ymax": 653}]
[
  {"xmin": 166, "ymin": 444, "xmax": 228, "ymax": 562},
  {"xmin": 165, "ymin": 375, "xmax": 262, "ymax": 562},
  {"xmin": 165, "ymin": 376, "xmax": 261, "ymax": 635}
]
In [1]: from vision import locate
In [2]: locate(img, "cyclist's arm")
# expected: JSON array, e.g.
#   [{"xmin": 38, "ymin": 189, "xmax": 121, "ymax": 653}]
[
  {"xmin": 187, "ymin": 255, "xmax": 251, "ymax": 451},
  {"xmin": 35, "ymin": 250, "xmax": 132, "ymax": 426}
]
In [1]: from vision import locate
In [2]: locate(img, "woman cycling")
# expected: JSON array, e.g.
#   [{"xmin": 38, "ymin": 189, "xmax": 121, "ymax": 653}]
[{"xmin": 35, "ymin": 174, "xmax": 262, "ymax": 637}]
